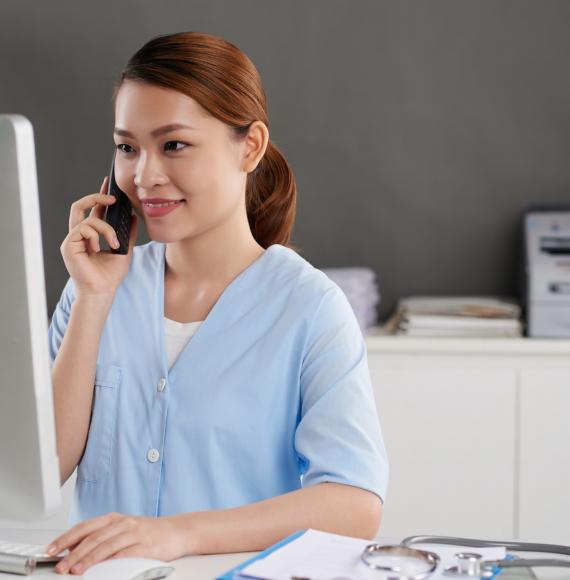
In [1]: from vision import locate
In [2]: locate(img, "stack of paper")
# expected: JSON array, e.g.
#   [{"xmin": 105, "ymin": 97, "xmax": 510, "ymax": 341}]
[
  {"xmin": 320, "ymin": 267, "xmax": 380, "ymax": 333},
  {"xmin": 384, "ymin": 296, "xmax": 523, "ymax": 338}
]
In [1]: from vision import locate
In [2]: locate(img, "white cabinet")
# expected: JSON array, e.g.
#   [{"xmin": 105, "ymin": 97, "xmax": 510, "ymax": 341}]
[
  {"xmin": 519, "ymin": 369, "xmax": 570, "ymax": 544},
  {"xmin": 365, "ymin": 333, "xmax": 570, "ymax": 541},
  {"xmin": 369, "ymin": 364, "xmax": 516, "ymax": 538}
]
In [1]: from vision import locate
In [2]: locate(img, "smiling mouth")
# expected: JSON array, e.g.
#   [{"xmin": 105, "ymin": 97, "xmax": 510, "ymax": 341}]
[
  {"xmin": 140, "ymin": 199, "xmax": 186, "ymax": 218},
  {"xmin": 142, "ymin": 200, "xmax": 184, "ymax": 208}
]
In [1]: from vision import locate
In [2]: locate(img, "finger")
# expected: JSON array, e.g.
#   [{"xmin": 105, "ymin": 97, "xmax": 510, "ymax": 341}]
[
  {"xmin": 100, "ymin": 175, "xmax": 109, "ymax": 195},
  {"xmin": 69, "ymin": 192, "xmax": 116, "ymax": 231},
  {"xmin": 64, "ymin": 532, "xmax": 137, "ymax": 575},
  {"xmin": 71, "ymin": 173, "xmax": 108, "ymax": 230},
  {"xmin": 109, "ymin": 545, "xmax": 146, "ymax": 559},
  {"xmin": 47, "ymin": 514, "xmax": 116, "ymax": 556},
  {"xmin": 107, "ymin": 544, "xmax": 151, "ymax": 561},
  {"xmin": 68, "ymin": 223, "xmax": 101, "ymax": 254},
  {"xmin": 89, "ymin": 203, "xmax": 102, "ymax": 220},
  {"xmin": 88, "ymin": 176, "xmax": 112, "ymax": 220},
  {"xmin": 89, "ymin": 201, "xmax": 108, "ymax": 220},
  {"xmin": 82, "ymin": 216, "xmax": 121, "ymax": 250},
  {"xmin": 55, "ymin": 524, "xmax": 128, "ymax": 575}
]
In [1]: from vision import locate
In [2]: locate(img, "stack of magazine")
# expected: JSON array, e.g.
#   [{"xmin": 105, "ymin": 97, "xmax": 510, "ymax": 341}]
[
  {"xmin": 384, "ymin": 296, "xmax": 523, "ymax": 337},
  {"xmin": 320, "ymin": 267, "xmax": 379, "ymax": 334}
]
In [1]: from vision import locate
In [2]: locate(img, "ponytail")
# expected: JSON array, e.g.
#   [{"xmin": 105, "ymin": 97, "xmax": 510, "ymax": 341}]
[{"xmin": 246, "ymin": 140, "xmax": 297, "ymax": 249}]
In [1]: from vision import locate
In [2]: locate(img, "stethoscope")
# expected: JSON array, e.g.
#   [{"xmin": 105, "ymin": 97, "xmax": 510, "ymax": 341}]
[{"xmin": 359, "ymin": 535, "xmax": 570, "ymax": 579}]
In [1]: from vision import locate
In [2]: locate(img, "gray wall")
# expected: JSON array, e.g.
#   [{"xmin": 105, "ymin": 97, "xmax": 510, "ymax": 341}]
[{"xmin": 2, "ymin": 0, "xmax": 569, "ymax": 321}]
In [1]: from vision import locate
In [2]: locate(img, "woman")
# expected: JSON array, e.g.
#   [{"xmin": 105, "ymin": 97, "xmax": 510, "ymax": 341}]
[{"xmin": 46, "ymin": 31, "xmax": 388, "ymax": 575}]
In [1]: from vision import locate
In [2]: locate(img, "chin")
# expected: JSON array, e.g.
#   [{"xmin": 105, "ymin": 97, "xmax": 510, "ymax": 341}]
[
  {"xmin": 145, "ymin": 222, "xmax": 198, "ymax": 244},
  {"xmin": 147, "ymin": 231, "xmax": 185, "ymax": 244},
  {"xmin": 144, "ymin": 215, "xmax": 219, "ymax": 245}
]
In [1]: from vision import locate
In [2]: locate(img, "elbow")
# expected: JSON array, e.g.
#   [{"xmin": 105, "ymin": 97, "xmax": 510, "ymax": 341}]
[
  {"xmin": 324, "ymin": 483, "xmax": 383, "ymax": 540},
  {"xmin": 359, "ymin": 493, "xmax": 383, "ymax": 540},
  {"xmin": 59, "ymin": 465, "xmax": 71, "ymax": 487},
  {"xmin": 58, "ymin": 454, "xmax": 78, "ymax": 487}
]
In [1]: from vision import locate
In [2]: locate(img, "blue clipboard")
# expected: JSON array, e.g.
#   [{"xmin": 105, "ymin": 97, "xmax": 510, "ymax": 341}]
[
  {"xmin": 216, "ymin": 529, "xmax": 306, "ymax": 580},
  {"xmin": 216, "ymin": 531, "xmax": 517, "ymax": 580}
]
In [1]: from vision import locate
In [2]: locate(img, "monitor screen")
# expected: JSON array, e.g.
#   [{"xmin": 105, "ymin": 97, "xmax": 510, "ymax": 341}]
[{"xmin": 0, "ymin": 114, "xmax": 61, "ymax": 520}]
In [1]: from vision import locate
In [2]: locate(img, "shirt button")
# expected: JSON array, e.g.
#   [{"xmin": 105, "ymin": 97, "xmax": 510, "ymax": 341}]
[
  {"xmin": 157, "ymin": 378, "xmax": 166, "ymax": 392},
  {"xmin": 147, "ymin": 448, "xmax": 160, "ymax": 463}
]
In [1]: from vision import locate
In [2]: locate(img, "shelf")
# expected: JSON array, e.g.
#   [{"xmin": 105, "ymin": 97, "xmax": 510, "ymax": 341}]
[{"xmin": 364, "ymin": 327, "xmax": 570, "ymax": 356}]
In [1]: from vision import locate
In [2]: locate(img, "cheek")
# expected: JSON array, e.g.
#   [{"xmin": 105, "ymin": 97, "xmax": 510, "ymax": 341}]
[
  {"xmin": 174, "ymin": 164, "xmax": 209, "ymax": 194},
  {"xmin": 181, "ymin": 148, "xmax": 243, "ymax": 194},
  {"xmin": 114, "ymin": 164, "xmax": 136, "ymax": 198}
]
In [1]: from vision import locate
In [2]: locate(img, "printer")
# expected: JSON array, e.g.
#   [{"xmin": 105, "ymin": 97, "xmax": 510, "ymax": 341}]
[{"xmin": 525, "ymin": 209, "xmax": 570, "ymax": 337}]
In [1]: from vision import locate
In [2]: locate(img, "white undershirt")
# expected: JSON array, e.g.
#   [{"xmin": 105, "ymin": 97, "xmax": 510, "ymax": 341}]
[{"xmin": 164, "ymin": 317, "xmax": 204, "ymax": 369}]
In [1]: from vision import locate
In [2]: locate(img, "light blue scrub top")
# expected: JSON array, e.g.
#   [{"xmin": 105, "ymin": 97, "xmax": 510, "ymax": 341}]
[{"xmin": 48, "ymin": 242, "xmax": 389, "ymax": 526}]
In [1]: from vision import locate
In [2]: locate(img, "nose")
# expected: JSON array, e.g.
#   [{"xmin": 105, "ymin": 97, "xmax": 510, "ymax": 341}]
[{"xmin": 133, "ymin": 153, "xmax": 169, "ymax": 190}]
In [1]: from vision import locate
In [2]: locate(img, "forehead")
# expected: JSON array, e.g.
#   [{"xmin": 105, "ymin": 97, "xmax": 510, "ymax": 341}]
[{"xmin": 114, "ymin": 80, "xmax": 215, "ymax": 132}]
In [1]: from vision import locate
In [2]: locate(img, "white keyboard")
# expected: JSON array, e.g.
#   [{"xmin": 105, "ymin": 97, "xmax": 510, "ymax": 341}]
[{"xmin": 0, "ymin": 540, "xmax": 63, "ymax": 562}]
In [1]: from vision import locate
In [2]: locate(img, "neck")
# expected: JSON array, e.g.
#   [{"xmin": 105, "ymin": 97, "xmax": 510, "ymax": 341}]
[{"xmin": 164, "ymin": 215, "xmax": 265, "ymax": 288}]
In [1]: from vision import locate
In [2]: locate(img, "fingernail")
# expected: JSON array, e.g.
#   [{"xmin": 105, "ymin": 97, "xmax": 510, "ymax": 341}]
[
  {"xmin": 46, "ymin": 544, "xmax": 57, "ymax": 555},
  {"xmin": 55, "ymin": 563, "xmax": 68, "ymax": 574},
  {"xmin": 113, "ymin": 237, "xmax": 120, "ymax": 249},
  {"xmin": 71, "ymin": 564, "xmax": 83, "ymax": 574}
]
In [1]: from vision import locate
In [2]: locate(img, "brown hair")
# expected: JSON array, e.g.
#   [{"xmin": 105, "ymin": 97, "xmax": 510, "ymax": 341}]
[{"xmin": 113, "ymin": 31, "xmax": 297, "ymax": 249}]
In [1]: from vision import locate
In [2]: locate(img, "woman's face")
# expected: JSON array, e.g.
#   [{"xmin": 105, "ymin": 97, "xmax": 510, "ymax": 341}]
[{"xmin": 113, "ymin": 80, "xmax": 252, "ymax": 244}]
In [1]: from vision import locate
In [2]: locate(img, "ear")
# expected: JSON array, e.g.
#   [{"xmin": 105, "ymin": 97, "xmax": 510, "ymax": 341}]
[{"xmin": 241, "ymin": 121, "xmax": 269, "ymax": 173}]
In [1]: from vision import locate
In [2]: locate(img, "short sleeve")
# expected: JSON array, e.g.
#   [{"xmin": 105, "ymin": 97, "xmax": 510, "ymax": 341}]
[
  {"xmin": 295, "ymin": 283, "xmax": 389, "ymax": 503},
  {"xmin": 48, "ymin": 277, "xmax": 76, "ymax": 368}
]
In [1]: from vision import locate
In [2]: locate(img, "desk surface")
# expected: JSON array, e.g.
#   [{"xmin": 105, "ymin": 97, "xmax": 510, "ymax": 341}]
[
  {"xmin": 1, "ymin": 528, "xmax": 569, "ymax": 579},
  {"xmin": 0, "ymin": 528, "xmax": 251, "ymax": 579}
]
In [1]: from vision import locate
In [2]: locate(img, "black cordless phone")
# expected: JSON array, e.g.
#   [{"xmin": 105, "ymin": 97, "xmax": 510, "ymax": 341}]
[{"xmin": 104, "ymin": 151, "xmax": 133, "ymax": 255}]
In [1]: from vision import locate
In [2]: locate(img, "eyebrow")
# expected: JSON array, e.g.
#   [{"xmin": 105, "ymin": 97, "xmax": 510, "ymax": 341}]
[{"xmin": 113, "ymin": 123, "xmax": 197, "ymax": 138}]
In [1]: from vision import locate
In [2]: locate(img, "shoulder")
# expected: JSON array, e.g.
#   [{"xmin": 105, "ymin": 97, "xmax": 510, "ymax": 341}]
[
  {"xmin": 263, "ymin": 244, "xmax": 343, "ymax": 295},
  {"xmin": 264, "ymin": 244, "xmax": 338, "ymax": 291},
  {"xmin": 263, "ymin": 244, "xmax": 354, "ymax": 325}
]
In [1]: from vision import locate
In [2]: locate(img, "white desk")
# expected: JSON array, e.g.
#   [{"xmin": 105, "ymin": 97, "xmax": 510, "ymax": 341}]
[{"xmin": 1, "ymin": 528, "xmax": 570, "ymax": 579}]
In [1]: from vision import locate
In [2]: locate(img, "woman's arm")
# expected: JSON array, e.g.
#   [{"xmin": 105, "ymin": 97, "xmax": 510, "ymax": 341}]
[
  {"xmin": 52, "ymin": 293, "xmax": 115, "ymax": 484},
  {"xmin": 47, "ymin": 482, "xmax": 382, "ymax": 574},
  {"xmin": 51, "ymin": 180, "xmax": 138, "ymax": 485},
  {"xmin": 175, "ymin": 482, "xmax": 382, "ymax": 554}
]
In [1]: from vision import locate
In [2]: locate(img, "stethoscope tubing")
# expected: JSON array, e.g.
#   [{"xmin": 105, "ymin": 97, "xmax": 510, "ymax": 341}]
[{"xmin": 402, "ymin": 535, "xmax": 570, "ymax": 557}]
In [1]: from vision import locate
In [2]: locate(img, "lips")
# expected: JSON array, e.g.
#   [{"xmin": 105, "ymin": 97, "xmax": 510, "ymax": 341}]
[
  {"xmin": 140, "ymin": 198, "xmax": 185, "ymax": 218},
  {"xmin": 140, "ymin": 197, "xmax": 185, "ymax": 206}
]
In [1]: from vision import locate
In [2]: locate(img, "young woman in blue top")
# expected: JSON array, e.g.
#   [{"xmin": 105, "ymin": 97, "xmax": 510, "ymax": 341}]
[{"xmin": 46, "ymin": 31, "xmax": 388, "ymax": 575}]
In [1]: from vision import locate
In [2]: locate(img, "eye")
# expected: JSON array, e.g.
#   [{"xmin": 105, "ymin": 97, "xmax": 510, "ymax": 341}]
[
  {"xmin": 164, "ymin": 141, "xmax": 189, "ymax": 152},
  {"xmin": 116, "ymin": 144, "xmax": 135, "ymax": 154}
]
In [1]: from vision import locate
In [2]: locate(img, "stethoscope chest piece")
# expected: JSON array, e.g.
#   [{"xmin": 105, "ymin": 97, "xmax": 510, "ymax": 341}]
[
  {"xmin": 444, "ymin": 552, "xmax": 494, "ymax": 578},
  {"xmin": 361, "ymin": 545, "xmax": 440, "ymax": 580}
]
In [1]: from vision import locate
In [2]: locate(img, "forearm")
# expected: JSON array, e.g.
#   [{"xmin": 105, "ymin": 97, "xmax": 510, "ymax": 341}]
[
  {"xmin": 51, "ymin": 293, "xmax": 114, "ymax": 484},
  {"xmin": 173, "ymin": 482, "xmax": 382, "ymax": 555}
]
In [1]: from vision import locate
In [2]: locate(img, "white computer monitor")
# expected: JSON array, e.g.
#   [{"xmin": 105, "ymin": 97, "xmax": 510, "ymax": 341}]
[{"xmin": 0, "ymin": 114, "xmax": 61, "ymax": 520}]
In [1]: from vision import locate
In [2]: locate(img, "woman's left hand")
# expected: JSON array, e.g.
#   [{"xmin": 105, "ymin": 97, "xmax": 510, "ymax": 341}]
[{"xmin": 46, "ymin": 512, "xmax": 189, "ymax": 575}]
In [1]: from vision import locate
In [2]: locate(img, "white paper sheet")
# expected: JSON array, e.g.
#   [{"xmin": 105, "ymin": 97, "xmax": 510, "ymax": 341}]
[{"xmin": 238, "ymin": 529, "xmax": 506, "ymax": 580}]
